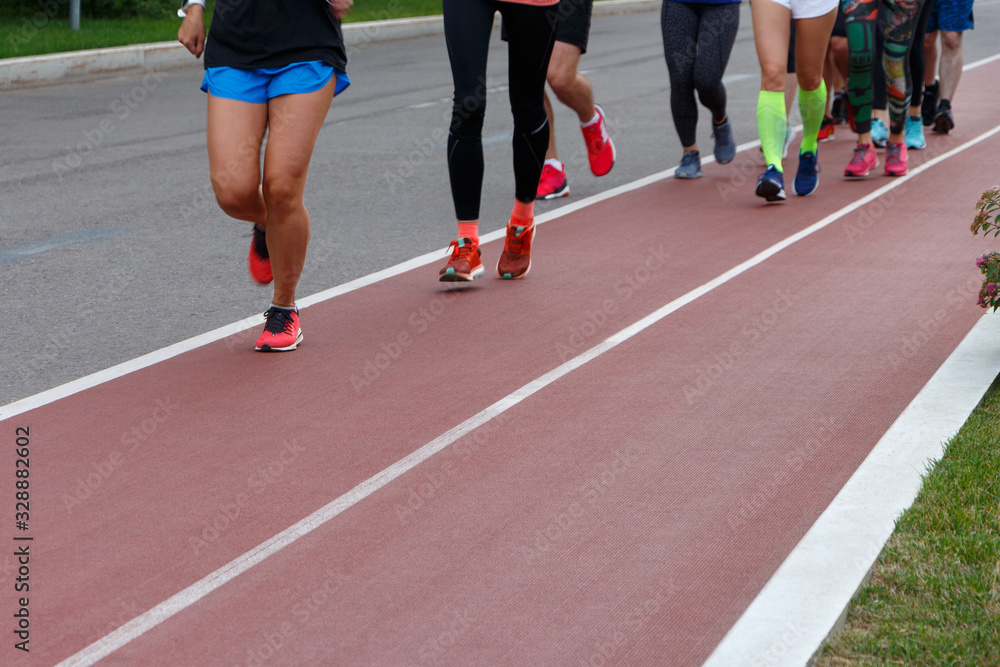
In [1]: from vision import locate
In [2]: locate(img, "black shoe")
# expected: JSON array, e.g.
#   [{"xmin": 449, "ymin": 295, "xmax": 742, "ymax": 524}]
[
  {"xmin": 933, "ymin": 99, "xmax": 954, "ymax": 134},
  {"xmin": 921, "ymin": 81, "xmax": 939, "ymax": 127},
  {"xmin": 831, "ymin": 90, "xmax": 847, "ymax": 124}
]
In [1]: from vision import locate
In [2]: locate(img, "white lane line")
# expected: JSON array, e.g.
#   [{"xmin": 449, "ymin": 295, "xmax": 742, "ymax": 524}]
[
  {"xmin": 703, "ymin": 312, "xmax": 1000, "ymax": 667},
  {"xmin": 57, "ymin": 119, "xmax": 1000, "ymax": 667},
  {"xmin": 0, "ymin": 134, "xmax": 749, "ymax": 424}
]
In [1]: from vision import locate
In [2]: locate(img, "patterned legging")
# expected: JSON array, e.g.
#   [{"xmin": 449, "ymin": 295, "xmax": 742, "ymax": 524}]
[{"xmin": 842, "ymin": 0, "xmax": 925, "ymax": 135}]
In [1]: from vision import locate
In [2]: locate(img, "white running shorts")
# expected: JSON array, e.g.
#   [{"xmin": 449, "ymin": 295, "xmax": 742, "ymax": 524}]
[{"xmin": 761, "ymin": 0, "xmax": 838, "ymax": 20}]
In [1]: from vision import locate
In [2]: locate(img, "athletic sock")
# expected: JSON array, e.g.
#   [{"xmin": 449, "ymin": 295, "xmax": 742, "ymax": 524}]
[
  {"xmin": 757, "ymin": 90, "xmax": 786, "ymax": 172},
  {"xmin": 270, "ymin": 303, "xmax": 296, "ymax": 313},
  {"xmin": 511, "ymin": 199, "xmax": 534, "ymax": 227},
  {"xmin": 580, "ymin": 110, "xmax": 600, "ymax": 128},
  {"xmin": 798, "ymin": 81, "xmax": 827, "ymax": 154},
  {"xmin": 457, "ymin": 221, "xmax": 479, "ymax": 244},
  {"xmin": 544, "ymin": 158, "xmax": 564, "ymax": 170}
]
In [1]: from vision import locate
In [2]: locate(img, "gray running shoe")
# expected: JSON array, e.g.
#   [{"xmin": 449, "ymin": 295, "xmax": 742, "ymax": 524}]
[
  {"xmin": 712, "ymin": 118, "xmax": 736, "ymax": 164},
  {"xmin": 675, "ymin": 150, "xmax": 702, "ymax": 179}
]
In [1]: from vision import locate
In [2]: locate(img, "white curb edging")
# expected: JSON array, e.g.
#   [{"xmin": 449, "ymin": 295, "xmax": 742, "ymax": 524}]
[{"xmin": 0, "ymin": 0, "xmax": 658, "ymax": 90}]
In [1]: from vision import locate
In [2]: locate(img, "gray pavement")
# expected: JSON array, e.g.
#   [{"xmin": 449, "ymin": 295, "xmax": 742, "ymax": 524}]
[{"xmin": 3, "ymin": 5, "xmax": 999, "ymax": 406}]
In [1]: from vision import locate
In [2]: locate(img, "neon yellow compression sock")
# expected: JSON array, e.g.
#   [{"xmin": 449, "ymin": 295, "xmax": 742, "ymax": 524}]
[
  {"xmin": 798, "ymin": 81, "xmax": 827, "ymax": 155},
  {"xmin": 757, "ymin": 90, "xmax": 786, "ymax": 172}
]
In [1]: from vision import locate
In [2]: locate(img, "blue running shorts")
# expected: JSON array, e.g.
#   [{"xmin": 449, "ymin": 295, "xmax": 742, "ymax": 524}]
[
  {"xmin": 926, "ymin": 0, "xmax": 975, "ymax": 33},
  {"xmin": 201, "ymin": 61, "xmax": 350, "ymax": 103}
]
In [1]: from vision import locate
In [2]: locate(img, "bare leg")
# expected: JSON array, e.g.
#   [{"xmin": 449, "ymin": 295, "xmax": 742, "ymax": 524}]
[
  {"xmin": 938, "ymin": 30, "xmax": 963, "ymax": 101},
  {"xmin": 206, "ymin": 95, "xmax": 267, "ymax": 225},
  {"xmin": 261, "ymin": 77, "xmax": 337, "ymax": 308}
]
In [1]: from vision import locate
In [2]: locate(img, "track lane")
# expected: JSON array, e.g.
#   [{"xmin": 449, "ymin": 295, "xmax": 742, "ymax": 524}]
[{"xmin": 10, "ymin": 58, "xmax": 1000, "ymax": 667}]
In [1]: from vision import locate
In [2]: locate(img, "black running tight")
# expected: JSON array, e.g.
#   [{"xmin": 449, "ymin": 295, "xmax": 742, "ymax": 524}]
[
  {"xmin": 661, "ymin": 1, "xmax": 740, "ymax": 149},
  {"xmin": 443, "ymin": 0, "xmax": 558, "ymax": 221}
]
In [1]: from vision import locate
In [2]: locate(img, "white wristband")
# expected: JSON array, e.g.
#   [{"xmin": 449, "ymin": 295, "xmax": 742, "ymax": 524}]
[{"xmin": 177, "ymin": 0, "xmax": 206, "ymax": 18}]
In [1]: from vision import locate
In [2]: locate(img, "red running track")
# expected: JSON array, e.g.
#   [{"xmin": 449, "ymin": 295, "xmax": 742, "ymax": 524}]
[{"xmin": 3, "ymin": 60, "xmax": 999, "ymax": 666}]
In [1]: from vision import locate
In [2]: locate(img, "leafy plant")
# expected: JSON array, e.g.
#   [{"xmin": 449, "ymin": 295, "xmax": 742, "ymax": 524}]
[{"xmin": 971, "ymin": 186, "xmax": 1000, "ymax": 311}]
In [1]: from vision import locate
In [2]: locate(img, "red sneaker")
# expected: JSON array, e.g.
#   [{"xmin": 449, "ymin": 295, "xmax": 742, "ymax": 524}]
[
  {"xmin": 496, "ymin": 222, "xmax": 535, "ymax": 280},
  {"xmin": 439, "ymin": 238, "xmax": 484, "ymax": 282},
  {"xmin": 255, "ymin": 307, "xmax": 302, "ymax": 352},
  {"xmin": 581, "ymin": 104, "xmax": 616, "ymax": 177},
  {"xmin": 536, "ymin": 162, "xmax": 569, "ymax": 200},
  {"xmin": 844, "ymin": 143, "xmax": 878, "ymax": 178},
  {"xmin": 248, "ymin": 225, "xmax": 272, "ymax": 285},
  {"xmin": 817, "ymin": 117, "xmax": 835, "ymax": 143},
  {"xmin": 884, "ymin": 141, "xmax": 908, "ymax": 176}
]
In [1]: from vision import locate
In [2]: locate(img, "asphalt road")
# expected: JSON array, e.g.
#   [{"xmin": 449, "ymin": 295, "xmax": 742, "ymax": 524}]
[{"xmin": 2, "ymin": 4, "xmax": 999, "ymax": 406}]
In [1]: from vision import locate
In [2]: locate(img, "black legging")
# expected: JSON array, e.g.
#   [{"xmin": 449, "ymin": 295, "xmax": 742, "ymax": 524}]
[
  {"xmin": 661, "ymin": 1, "xmax": 740, "ymax": 149},
  {"xmin": 443, "ymin": 0, "xmax": 558, "ymax": 221}
]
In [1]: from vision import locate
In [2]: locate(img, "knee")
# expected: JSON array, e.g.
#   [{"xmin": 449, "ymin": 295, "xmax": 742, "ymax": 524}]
[
  {"xmin": 262, "ymin": 177, "xmax": 302, "ymax": 216},
  {"xmin": 796, "ymin": 73, "xmax": 824, "ymax": 91},
  {"xmin": 512, "ymin": 102, "xmax": 547, "ymax": 135},
  {"xmin": 451, "ymin": 95, "xmax": 486, "ymax": 138},
  {"xmin": 212, "ymin": 180, "xmax": 258, "ymax": 219},
  {"xmin": 941, "ymin": 32, "xmax": 962, "ymax": 52},
  {"xmin": 760, "ymin": 64, "xmax": 786, "ymax": 92},
  {"xmin": 547, "ymin": 63, "xmax": 577, "ymax": 97},
  {"xmin": 693, "ymin": 70, "xmax": 721, "ymax": 95}
]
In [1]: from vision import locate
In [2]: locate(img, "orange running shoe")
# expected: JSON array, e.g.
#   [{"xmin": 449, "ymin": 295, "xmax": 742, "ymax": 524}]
[
  {"xmin": 439, "ymin": 237, "xmax": 484, "ymax": 282},
  {"xmin": 581, "ymin": 104, "xmax": 616, "ymax": 177},
  {"xmin": 496, "ymin": 223, "xmax": 535, "ymax": 280},
  {"xmin": 255, "ymin": 307, "xmax": 302, "ymax": 352},
  {"xmin": 817, "ymin": 117, "xmax": 835, "ymax": 142},
  {"xmin": 536, "ymin": 162, "xmax": 569, "ymax": 200},
  {"xmin": 248, "ymin": 224, "xmax": 272, "ymax": 285},
  {"xmin": 843, "ymin": 143, "xmax": 878, "ymax": 178}
]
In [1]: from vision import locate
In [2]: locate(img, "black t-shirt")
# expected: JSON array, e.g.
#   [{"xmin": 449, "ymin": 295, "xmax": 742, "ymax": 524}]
[{"xmin": 203, "ymin": 0, "xmax": 347, "ymax": 71}]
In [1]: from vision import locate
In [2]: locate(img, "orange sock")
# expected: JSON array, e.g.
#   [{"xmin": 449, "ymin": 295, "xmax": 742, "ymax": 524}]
[
  {"xmin": 511, "ymin": 199, "xmax": 534, "ymax": 227},
  {"xmin": 457, "ymin": 221, "xmax": 479, "ymax": 244}
]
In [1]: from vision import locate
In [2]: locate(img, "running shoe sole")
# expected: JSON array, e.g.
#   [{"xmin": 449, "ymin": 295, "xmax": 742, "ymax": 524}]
[
  {"xmin": 536, "ymin": 183, "xmax": 570, "ymax": 200},
  {"xmin": 933, "ymin": 112, "xmax": 954, "ymax": 134},
  {"xmin": 439, "ymin": 266, "xmax": 484, "ymax": 282},
  {"xmin": 256, "ymin": 330, "xmax": 304, "ymax": 352},
  {"xmin": 755, "ymin": 179, "xmax": 786, "ymax": 202}
]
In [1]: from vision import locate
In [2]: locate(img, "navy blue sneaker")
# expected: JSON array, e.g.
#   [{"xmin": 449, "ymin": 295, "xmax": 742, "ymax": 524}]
[
  {"xmin": 712, "ymin": 118, "xmax": 736, "ymax": 164},
  {"xmin": 755, "ymin": 165, "xmax": 786, "ymax": 202},
  {"xmin": 792, "ymin": 151, "xmax": 820, "ymax": 197}
]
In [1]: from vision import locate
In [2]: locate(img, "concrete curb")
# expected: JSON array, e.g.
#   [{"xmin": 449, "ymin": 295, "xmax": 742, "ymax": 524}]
[{"xmin": 0, "ymin": 0, "xmax": 659, "ymax": 91}]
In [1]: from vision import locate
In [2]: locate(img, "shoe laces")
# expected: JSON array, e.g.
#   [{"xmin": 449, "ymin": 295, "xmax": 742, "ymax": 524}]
[
  {"xmin": 582, "ymin": 113, "xmax": 608, "ymax": 152},
  {"xmin": 504, "ymin": 225, "xmax": 531, "ymax": 253},
  {"xmin": 849, "ymin": 144, "xmax": 872, "ymax": 164},
  {"xmin": 447, "ymin": 238, "xmax": 478, "ymax": 262},
  {"xmin": 263, "ymin": 307, "xmax": 295, "ymax": 334},
  {"xmin": 886, "ymin": 142, "xmax": 902, "ymax": 163}
]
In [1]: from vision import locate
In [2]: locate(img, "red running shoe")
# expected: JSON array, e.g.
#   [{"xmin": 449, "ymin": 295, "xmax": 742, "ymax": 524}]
[
  {"xmin": 817, "ymin": 117, "xmax": 835, "ymax": 143},
  {"xmin": 884, "ymin": 141, "xmax": 908, "ymax": 176},
  {"xmin": 255, "ymin": 307, "xmax": 302, "ymax": 352},
  {"xmin": 844, "ymin": 143, "xmax": 878, "ymax": 178},
  {"xmin": 581, "ymin": 104, "xmax": 616, "ymax": 177},
  {"xmin": 439, "ymin": 238, "xmax": 484, "ymax": 282},
  {"xmin": 248, "ymin": 225, "xmax": 272, "ymax": 285},
  {"xmin": 497, "ymin": 223, "xmax": 535, "ymax": 280},
  {"xmin": 536, "ymin": 162, "xmax": 569, "ymax": 200}
]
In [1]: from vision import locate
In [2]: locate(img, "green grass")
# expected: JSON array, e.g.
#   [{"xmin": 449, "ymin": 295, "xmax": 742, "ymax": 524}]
[
  {"xmin": 816, "ymin": 383, "xmax": 1000, "ymax": 666},
  {"xmin": 0, "ymin": 0, "xmax": 443, "ymax": 59}
]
